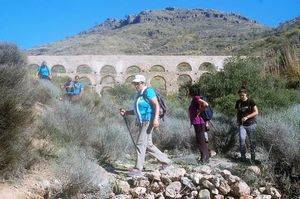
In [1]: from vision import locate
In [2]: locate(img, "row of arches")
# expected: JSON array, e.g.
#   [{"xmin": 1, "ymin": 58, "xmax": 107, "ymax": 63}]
[{"xmin": 30, "ymin": 62, "xmax": 216, "ymax": 75}]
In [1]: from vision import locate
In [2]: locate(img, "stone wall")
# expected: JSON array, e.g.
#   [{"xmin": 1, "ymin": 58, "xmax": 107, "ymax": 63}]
[{"xmin": 28, "ymin": 55, "xmax": 230, "ymax": 94}]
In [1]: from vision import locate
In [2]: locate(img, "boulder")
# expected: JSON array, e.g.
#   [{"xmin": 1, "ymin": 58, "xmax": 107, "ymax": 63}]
[
  {"xmin": 130, "ymin": 187, "xmax": 146, "ymax": 197},
  {"xmin": 198, "ymin": 189, "xmax": 211, "ymax": 199},
  {"xmin": 231, "ymin": 180, "xmax": 251, "ymax": 197},
  {"xmin": 161, "ymin": 166, "xmax": 186, "ymax": 181},
  {"xmin": 114, "ymin": 180, "xmax": 131, "ymax": 194},
  {"xmin": 165, "ymin": 181, "xmax": 182, "ymax": 198},
  {"xmin": 193, "ymin": 165, "xmax": 212, "ymax": 175}
]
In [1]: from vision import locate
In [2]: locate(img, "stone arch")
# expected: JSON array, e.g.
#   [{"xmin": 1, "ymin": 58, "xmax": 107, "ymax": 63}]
[
  {"xmin": 77, "ymin": 64, "xmax": 93, "ymax": 74},
  {"xmin": 79, "ymin": 76, "xmax": 92, "ymax": 87},
  {"xmin": 126, "ymin": 66, "xmax": 141, "ymax": 74},
  {"xmin": 150, "ymin": 76, "xmax": 166, "ymax": 91},
  {"xmin": 101, "ymin": 86, "xmax": 113, "ymax": 95},
  {"xmin": 199, "ymin": 62, "xmax": 216, "ymax": 72},
  {"xmin": 177, "ymin": 62, "xmax": 192, "ymax": 72},
  {"xmin": 177, "ymin": 74, "xmax": 192, "ymax": 86},
  {"xmin": 125, "ymin": 75, "xmax": 135, "ymax": 84},
  {"xmin": 27, "ymin": 64, "xmax": 39, "ymax": 74},
  {"xmin": 100, "ymin": 75, "xmax": 115, "ymax": 85},
  {"xmin": 149, "ymin": 65, "xmax": 165, "ymax": 72},
  {"xmin": 51, "ymin": 65, "xmax": 66, "ymax": 73},
  {"xmin": 100, "ymin": 65, "xmax": 117, "ymax": 75}
]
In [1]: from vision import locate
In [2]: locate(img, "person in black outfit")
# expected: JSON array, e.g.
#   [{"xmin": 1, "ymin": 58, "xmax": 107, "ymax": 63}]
[{"xmin": 235, "ymin": 88, "xmax": 259, "ymax": 163}]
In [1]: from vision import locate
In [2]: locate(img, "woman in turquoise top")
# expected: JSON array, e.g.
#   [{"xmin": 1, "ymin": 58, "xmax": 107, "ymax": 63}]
[
  {"xmin": 37, "ymin": 61, "xmax": 51, "ymax": 80},
  {"xmin": 120, "ymin": 75, "xmax": 171, "ymax": 177}
]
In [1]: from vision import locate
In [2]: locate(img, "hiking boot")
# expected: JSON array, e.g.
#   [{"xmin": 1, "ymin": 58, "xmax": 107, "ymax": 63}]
[{"xmin": 127, "ymin": 168, "xmax": 143, "ymax": 177}]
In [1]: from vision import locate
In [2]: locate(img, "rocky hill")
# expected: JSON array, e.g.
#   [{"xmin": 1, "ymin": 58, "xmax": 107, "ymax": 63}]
[{"xmin": 27, "ymin": 8, "xmax": 269, "ymax": 55}]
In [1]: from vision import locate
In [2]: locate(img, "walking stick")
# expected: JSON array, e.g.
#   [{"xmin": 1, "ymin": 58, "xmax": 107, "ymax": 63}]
[{"xmin": 122, "ymin": 114, "xmax": 141, "ymax": 154}]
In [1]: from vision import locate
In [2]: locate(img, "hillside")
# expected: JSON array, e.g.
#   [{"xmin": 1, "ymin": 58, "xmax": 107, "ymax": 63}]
[
  {"xmin": 27, "ymin": 8, "xmax": 269, "ymax": 55},
  {"xmin": 235, "ymin": 16, "xmax": 300, "ymax": 55}
]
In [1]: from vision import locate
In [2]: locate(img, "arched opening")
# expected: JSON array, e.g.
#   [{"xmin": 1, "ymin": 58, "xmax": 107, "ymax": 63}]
[
  {"xmin": 101, "ymin": 86, "xmax": 113, "ymax": 96},
  {"xmin": 150, "ymin": 76, "xmax": 166, "ymax": 91},
  {"xmin": 100, "ymin": 65, "xmax": 116, "ymax": 75},
  {"xmin": 177, "ymin": 74, "xmax": 192, "ymax": 86},
  {"xmin": 27, "ymin": 64, "xmax": 39, "ymax": 74},
  {"xmin": 199, "ymin": 62, "xmax": 216, "ymax": 72},
  {"xmin": 177, "ymin": 62, "xmax": 192, "ymax": 72},
  {"xmin": 77, "ymin": 64, "xmax": 93, "ymax": 74},
  {"xmin": 100, "ymin": 75, "xmax": 115, "ymax": 85},
  {"xmin": 126, "ymin": 66, "xmax": 141, "ymax": 74},
  {"xmin": 51, "ymin": 65, "xmax": 66, "ymax": 73},
  {"xmin": 150, "ymin": 65, "xmax": 165, "ymax": 72}
]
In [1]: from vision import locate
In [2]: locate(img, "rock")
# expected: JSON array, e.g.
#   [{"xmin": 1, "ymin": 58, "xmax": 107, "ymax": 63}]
[
  {"xmin": 146, "ymin": 170, "xmax": 161, "ymax": 181},
  {"xmin": 220, "ymin": 170, "xmax": 232, "ymax": 179},
  {"xmin": 210, "ymin": 150, "xmax": 217, "ymax": 157},
  {"xmin": 191, "ymin": 190, "xmax": 198, "ymax": 197},
  {"xmin": 193, "ymin": 165, "xmax": 212, "ymax": 175},
  {"xmin": 259, "ymin": 187, "xmax": 266, "ymax": 193},
  {"xmin": 247, "ymin": 166, "xmax": 261, "ymax": 175},
  {"xmin": 231, "ymin": 180, "xmax": 251, "ymax": 197},
  {"xmin": 150, "ymin": 182, "xmax": 163, "ymax": 193},
  {"xmin": 130, "ymin": 187, "xmax": 146, "ymax": 197},
  {"xmin": 181, "ymin": 176, "xmax": 195, "ymax": 189},
  {"xmin": 190, "ymin": 173, "xmax": 204, "ymax": 185},
  {"xmin": 115, "ymin": 194, "xmax": 132, "ymax": 199},
  {"xmin": 134, "ymin": 178, "xmax": 150, "ymax": 187},
  {"xmin": 269, "ymin": 187, "xmax": 281, "ymax": 198},
  {"xmin": 202, "ymin": 180, "xmax": 215, "ymax": 190},
  {"xmin": 218, "ymin": 181, "xmax": 231, "ymax": 195},
  {"xmin": 213, "ymin": 194, "xmax": 224, "ymax": 199},
  {"xmin": 114, "ymin": 180, "xmax": 131, "ymax": 194},
  {"xmin": 227, "ymin": 175, "xmax": 240, "ymax": 185},
  {"xmin": 161, "ymin": 166, "xmax": 187, "ymax": 181},
  {"xmin": 211, "ymin": 176, "xmax": 221, "ymax": 188},
  {"xmin": 165, "ymin": 181, "xmax": 182, "ymax": 198},
  {"xmin": 259, "ymin": 195, "xmax": 272, "ymax": 199},
  {"xmin": 198, "ymin": 189, "xmax": 211, "ymax": 199},
  {"xmin": 251, "ymin": 189, "xmax": 261, "ymax": 198},
  {"xmin": 211, "ymin": 188, "xmax": 219, "ymax": 195},
  {"xmin": 145, "ymin": 193, "xmax": 155, "ymax": 199}
]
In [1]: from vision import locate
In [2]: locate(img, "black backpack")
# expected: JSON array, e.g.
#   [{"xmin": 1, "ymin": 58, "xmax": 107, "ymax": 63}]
[
  {"xmin": 196, "ymin": 95, "xmax": 213, "ymax": 122},
  {"xmin": 143, "ymin": 87, "xmax": 167, "ymax": 121}
]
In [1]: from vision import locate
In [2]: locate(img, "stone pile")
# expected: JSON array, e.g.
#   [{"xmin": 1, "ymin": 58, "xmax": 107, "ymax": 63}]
[{"xmin": 111, "ymin": 165, "xmax": 281, "ymax": 199}]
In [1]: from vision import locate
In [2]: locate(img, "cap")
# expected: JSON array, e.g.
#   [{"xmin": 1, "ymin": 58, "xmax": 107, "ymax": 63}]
[{"xmin": 132, "ymin": 75, "xmax": 146, "ymax": 83}]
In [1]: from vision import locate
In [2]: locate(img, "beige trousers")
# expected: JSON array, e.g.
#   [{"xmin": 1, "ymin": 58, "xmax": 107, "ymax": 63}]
[{"xmin": 135, "ymin": 122, "xmax": 171, "ymax": 170}]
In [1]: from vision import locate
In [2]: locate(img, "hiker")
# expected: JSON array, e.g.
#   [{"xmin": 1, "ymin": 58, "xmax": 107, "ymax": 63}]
[
  {"xmin": 235, "ymin": 88, "xmax": 259, "ymax": 163},
  {"xmin": 119, "ymin": 74, "xmax": 171, "ymax": 177},
  {"xmin": 61, "ymin": 77, "xmax": 74, "ymax": 101},
  {"xmin": 188, "ymin": 86, "xmax": 210, "ymax": 163},
  {"xmin": 72, "ymin": 75, "xmax": 84, "ymax": 101},
  {"xmin": 37, "ymin": 61, "xmax": 51, "ymax": 80}
]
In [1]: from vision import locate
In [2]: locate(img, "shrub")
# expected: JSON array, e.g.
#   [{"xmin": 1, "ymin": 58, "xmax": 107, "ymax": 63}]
[
  {"xmin": 0, "ymin": 43, "xmax": 35, "ymax": 178},
  {"xmin": 53, "ymin": 147, "xmax": 112, "ymax": 198}
]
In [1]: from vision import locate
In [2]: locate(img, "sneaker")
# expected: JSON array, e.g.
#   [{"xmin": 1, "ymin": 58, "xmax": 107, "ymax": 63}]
[{"xmin": 127, "ymin": 168, "xmax": 143, "ymax": 177}]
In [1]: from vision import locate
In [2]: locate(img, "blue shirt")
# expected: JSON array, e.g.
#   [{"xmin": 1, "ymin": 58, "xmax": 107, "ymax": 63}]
[
  {"xmin": 73, "ymin": 82, "xmax": 84, "ymax": 95},
  {"xmin": 134, "ymin": 87, "xmax": 156, "ymax": 123},
  {"xmin": 37, "ymin": 65, "xmax": 50, "ymax": 77}
]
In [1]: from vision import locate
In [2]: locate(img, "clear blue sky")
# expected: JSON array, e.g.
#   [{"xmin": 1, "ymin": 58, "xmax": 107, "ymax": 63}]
[{"xmin": 0, "ymin": 0, "xmax": 299, "ymax": 49}]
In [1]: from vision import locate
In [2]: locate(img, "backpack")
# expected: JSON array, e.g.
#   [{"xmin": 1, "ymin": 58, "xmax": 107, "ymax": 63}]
[
  {"xmin": 143, "ymin": 87, "xmax": 167, "ymax": 121},
  {"xmin": 195, "ymin": 95, "xmax": 213, "ymax": 122},
  {"xmin": 200, "ymin": 105, "xmax": 213, "ymax": 122}
]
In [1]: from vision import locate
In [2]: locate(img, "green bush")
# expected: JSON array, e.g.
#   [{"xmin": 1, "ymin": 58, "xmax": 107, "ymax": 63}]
[
  {"xmin": 0, "ymin": 43, "xmax": 34, "ymax": 178},
  {"xmin": 193, "ymin": 56, "xmax": 299, "ymax": 115}
]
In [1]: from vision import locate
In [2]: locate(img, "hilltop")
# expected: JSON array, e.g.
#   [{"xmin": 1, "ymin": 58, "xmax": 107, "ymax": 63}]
[{"xmin": 28, "ymin": 8, "xmax": 269, "ymax": 55}]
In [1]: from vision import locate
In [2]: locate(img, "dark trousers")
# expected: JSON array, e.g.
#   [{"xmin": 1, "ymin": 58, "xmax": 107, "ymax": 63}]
[{"xmin": 193, "ymin": 124, "xmax": 210, "ymax": 162}]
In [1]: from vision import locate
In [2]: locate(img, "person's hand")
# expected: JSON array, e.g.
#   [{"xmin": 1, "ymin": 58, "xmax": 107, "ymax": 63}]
[
  {"xmin": 241, "ymin": 116, "xmax": 248, "ymax": 122},
  {"xmin": 119, "ymin": 108, "xmax": 126, "ymax": 116},
  {"xmin": 153, "ymin": 118, "xmax": 159, "ymax": 128}
]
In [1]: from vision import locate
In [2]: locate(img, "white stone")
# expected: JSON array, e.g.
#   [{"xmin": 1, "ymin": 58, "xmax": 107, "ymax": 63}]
[{"xmin": 198, "ymin": 189, "xmax": 211, "ymax": 199}]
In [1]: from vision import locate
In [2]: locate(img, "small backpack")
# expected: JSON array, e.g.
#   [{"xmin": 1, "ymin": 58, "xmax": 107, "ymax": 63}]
[
  {"xmin": 200, "ymin": 105, "xmax": 213, "ymax": 122},
  {"xmin": 143, "ymin": 87, "xmax": 167, "ymax": 121}
]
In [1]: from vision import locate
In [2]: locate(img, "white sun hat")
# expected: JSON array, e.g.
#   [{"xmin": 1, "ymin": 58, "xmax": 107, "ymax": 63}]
[{"xmin": 132, "ymin": 74, "xmax": 146, "ymax": 83}]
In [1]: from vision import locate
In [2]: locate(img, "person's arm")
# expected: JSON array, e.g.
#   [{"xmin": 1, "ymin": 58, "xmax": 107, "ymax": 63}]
[
  {"xmin": 149, "ymin": 97, "xmax": 160, "ymax": 128},
  {"xmin": 241, "ymin": 105, "xmax": 258, "ymax": 122},
  {"xmin": 198, "ymin": 98, "xmax": 209, "ymax": 107}
]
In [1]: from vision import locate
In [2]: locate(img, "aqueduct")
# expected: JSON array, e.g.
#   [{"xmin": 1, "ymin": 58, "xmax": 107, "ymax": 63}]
[{"xmin": 28, "ymin": 55, "xmax": 230, "ymax": 94}]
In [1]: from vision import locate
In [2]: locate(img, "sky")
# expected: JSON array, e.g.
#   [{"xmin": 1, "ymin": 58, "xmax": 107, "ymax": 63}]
[{"xmin": 0, "ymin": 0, "xmax": 299, "ymax": 49}]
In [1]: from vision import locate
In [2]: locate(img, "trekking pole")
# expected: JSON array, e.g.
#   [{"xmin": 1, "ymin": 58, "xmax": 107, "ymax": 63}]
[{"xmin": 121, "ymin": 113, "xmax": 141, "ymax": 154}]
